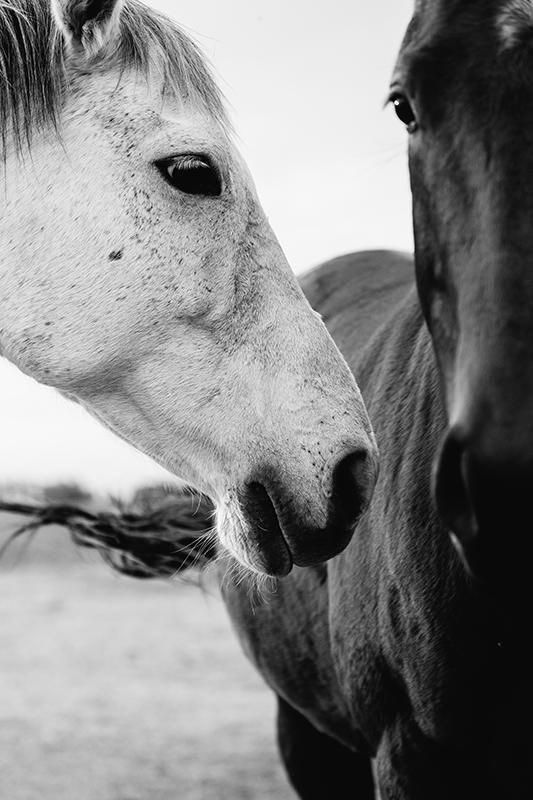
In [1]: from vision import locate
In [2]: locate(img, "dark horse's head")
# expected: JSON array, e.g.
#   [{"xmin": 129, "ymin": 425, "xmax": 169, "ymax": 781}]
[{"xmin": 392, "ymin": 0, "xmax": 533, "ymax": 587}]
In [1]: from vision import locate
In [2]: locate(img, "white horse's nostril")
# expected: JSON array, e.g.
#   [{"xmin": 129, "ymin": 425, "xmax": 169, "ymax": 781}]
[{"xmin": 243, "ymin": 482, "xmax": 284, "ymax": 540}]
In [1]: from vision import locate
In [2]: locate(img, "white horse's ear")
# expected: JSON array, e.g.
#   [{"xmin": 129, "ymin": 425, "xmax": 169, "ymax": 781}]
[{"xmin": 51, "ymin": 0, "xmax": 124, "ymax": 58}]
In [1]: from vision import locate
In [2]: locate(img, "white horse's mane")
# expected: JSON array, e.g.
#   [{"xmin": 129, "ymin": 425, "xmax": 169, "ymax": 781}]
[{"xmin": 0, "ymin": 0, "xmax": 228, "ymax": 154}]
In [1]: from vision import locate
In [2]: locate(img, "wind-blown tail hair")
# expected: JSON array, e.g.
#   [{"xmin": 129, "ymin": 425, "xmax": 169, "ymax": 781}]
[{"xmin": 0, "ymin": 489, "xmax": 217, "ymax": 578}]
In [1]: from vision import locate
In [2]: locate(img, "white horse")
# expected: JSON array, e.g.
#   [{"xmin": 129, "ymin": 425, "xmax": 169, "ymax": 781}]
[{"xmin": 0, "ymin": 0, "xmax": 377, "ymax": 577}]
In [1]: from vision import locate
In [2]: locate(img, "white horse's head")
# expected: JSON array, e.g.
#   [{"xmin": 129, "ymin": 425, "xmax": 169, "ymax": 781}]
[{"xmin": 0, "ymin": 0, "xmax": 378, "ymax": 576}]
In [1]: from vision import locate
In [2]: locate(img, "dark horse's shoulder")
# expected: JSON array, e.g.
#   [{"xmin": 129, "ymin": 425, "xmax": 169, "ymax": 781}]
[
  {"xmin": 299, "ymin": 250, "xmax": 415, "ymax": 368},
  {"xmin": 299, "ymin": 248, "xmax": 439, "ymax": 467}
]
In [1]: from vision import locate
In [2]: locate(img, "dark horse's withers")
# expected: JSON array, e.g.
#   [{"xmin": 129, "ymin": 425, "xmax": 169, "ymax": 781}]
[{"xmin": 223, "ymin": 2, "xmax": 533, "ymax": 798}]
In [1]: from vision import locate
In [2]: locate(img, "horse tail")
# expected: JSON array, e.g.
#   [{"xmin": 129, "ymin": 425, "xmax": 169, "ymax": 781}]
[{"xmin": 0, "ymin": 489, "xmax": 217, "ymax": 578}]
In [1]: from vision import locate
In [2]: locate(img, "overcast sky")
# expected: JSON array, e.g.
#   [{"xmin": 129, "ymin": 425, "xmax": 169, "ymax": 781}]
[{"xmin": 0, "ymin": 0, "xmax": 414, "ymax": 494}]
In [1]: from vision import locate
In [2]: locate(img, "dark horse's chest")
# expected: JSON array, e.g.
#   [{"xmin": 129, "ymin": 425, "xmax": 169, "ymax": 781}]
[{"xmin": 221, "ymin": 563, "xmax": 366, "ymax": 750}]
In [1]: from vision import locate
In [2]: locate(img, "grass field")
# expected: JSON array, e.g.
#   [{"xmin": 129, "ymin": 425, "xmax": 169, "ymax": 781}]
[{"xmin": 0, "ymin": 515, "xmax": 294, "ymax": 800}]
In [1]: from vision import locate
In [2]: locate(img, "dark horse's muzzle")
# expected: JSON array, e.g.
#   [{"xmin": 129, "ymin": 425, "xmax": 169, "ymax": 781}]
[{"xmin": 434, "ymin": 426, "xmax": 533, "ymax": 590}]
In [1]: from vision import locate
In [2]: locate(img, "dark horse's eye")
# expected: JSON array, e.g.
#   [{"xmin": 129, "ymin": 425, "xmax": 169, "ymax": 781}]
[
  {"xmin": 391, "ymin": 94, "xmax": 418, "ymax": 133},
  {"xmin": 158, "ymin": 155, "xmax": 222, "ymax": 197}
]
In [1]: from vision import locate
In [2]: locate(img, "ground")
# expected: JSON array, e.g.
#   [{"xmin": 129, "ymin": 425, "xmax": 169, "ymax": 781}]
[{"xmin": 0, "ymin": 516, "xmax": 294, "ymax": 800}]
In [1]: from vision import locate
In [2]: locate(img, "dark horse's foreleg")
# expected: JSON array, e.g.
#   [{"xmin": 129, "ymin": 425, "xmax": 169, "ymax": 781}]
[{"xmin": 276, "ymin": 696, "xmax": 375, "ymax": 799}]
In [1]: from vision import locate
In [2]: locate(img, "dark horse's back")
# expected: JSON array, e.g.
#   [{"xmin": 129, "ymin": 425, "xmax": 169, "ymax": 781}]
[{"xmin": 300, "ymin": 250, "xmax": 415, "ymax": 371}]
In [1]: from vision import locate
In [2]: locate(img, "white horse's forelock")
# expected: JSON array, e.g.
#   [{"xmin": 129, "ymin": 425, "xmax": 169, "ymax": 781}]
[
  {"xmin": 497, "ymin": 0, "xmax": 533, "ymax": 50},
  {"xmin": 0, "ymin": 0, "xmax": 228, "ymax": 155}
]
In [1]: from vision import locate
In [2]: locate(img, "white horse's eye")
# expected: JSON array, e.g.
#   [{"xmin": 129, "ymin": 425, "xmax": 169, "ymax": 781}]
[{"xmin": 158, "ymin": 155, "xmax": 222, "ymax": 197}]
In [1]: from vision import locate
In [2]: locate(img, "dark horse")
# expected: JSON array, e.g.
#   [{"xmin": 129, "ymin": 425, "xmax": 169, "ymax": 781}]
[{"xmin": 223, "ymin": 2, "xmax": 533, "ymax": 797}]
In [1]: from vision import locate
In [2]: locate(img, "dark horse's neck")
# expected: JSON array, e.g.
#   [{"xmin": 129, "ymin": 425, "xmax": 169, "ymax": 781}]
[
  {"xmin": 338, "ymin": 285, "xmax": 532, "ymax": 788},
  {"xmin": 358, "ymin": 285, "xmax": 528, "ymax": 635},
  {"xmin": 356, "ymin": 287, "xmax": 450, "ymax": 593}
]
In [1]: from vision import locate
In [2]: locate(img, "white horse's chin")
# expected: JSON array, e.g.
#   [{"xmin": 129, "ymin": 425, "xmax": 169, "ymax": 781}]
[{"xmin": 215, "ymin": 493, "xmax": 293, "ymax": 578}]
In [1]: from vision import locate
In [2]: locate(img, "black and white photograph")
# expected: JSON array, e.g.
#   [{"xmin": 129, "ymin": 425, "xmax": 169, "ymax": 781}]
[{"xmin": 1, "ymin": 1, "xmax": 530, "ymax": 798}]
